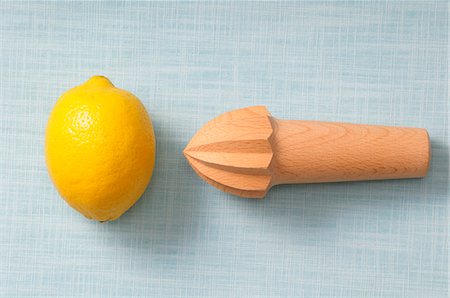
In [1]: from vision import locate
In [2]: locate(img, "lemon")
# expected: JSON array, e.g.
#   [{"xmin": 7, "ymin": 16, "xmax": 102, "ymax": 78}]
[{"xmin": 45, "ymin": 76, "xmax": 156, "ymax": 221}]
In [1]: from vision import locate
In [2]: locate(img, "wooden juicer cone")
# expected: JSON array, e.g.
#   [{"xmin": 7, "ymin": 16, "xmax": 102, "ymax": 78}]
[{"xmin": 183, "ymin": 106, "xmax": 430, "ymax": 198}]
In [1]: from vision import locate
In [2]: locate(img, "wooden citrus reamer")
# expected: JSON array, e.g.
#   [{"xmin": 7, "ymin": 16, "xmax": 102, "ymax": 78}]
[{"xmin": 183, "ymin": 106, "xmax": 430, "ymax": 198}]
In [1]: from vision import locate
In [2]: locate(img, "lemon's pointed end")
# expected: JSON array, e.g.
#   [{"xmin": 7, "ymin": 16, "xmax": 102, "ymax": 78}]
[{"xmin": 83, "ymin": 75, "xmax": 115, "ymax": 88}]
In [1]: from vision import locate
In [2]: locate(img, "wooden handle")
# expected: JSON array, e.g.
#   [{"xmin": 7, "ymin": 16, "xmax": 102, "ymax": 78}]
[{"xmin": 270, "ymin": 119, "xmax": 430, "ymax": 185}]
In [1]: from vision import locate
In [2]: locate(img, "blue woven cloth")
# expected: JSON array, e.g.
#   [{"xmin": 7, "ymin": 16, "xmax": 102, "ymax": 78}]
[{"xmin": 0, "ymin": 1, "xmax": 447, "ymax": 297}]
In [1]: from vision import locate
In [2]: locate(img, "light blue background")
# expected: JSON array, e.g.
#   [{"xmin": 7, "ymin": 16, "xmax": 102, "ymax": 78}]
[{"xmin": 0, "ymin": 1, "xmax": 448, "ymax": 297}]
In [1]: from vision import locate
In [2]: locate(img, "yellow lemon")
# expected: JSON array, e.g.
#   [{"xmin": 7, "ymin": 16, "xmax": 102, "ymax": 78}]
[{"xmin": 45, "ymin": 76, "xmax": 156, "ymax": 221}]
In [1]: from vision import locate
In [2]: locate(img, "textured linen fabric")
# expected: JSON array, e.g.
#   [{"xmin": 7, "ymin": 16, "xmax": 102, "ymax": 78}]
[{"xmin": 0, "ymin": 1, "xmax": 448, "ymax": 297}]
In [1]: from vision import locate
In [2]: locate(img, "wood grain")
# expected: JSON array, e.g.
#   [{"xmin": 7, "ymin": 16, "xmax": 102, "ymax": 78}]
[
  {"xmin": 184, "ymin": 106, "xmax": 430, "ymax": 198},
  {"xmin": 271, "ymin": 120, "xmax": 430, "ymax": 185}
]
